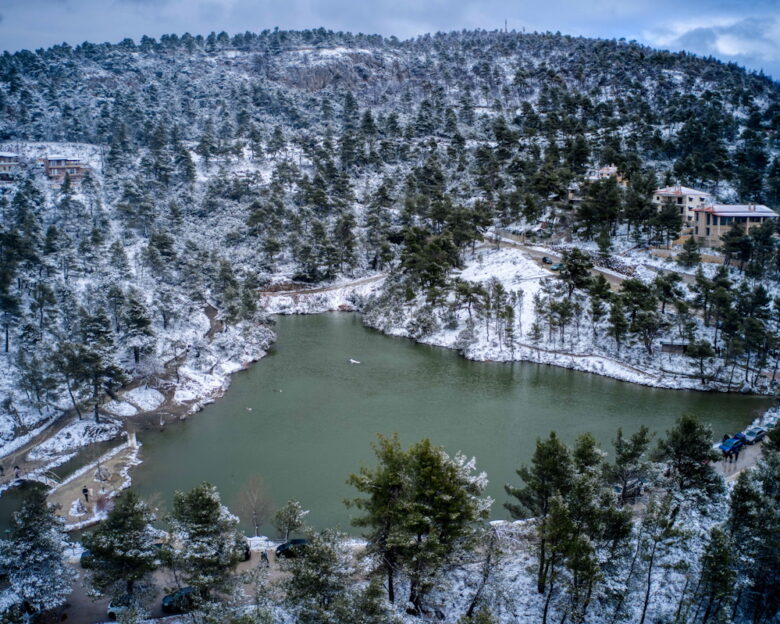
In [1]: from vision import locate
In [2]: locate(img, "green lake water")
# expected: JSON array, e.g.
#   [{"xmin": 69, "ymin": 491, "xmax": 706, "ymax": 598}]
[{"xmin": 119, "ymin": 313, "xmax": 769, "ymax": 535}]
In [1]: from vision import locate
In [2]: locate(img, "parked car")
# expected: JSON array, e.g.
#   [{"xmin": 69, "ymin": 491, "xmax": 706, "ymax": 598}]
[
  {"xmin": 550, "ymin": 263, "xmax": 563, "ymax": 271},
  {"xmin": 162, "ymin": 587, "xmax": 195, "ymax": 614},
  {"xmin": 744, "ymin": 427, "xmax": 767, "ymax": 445},
  {"xmin": 107, "ymin": 595, "xmax": 132, "ymax": 621},
  {"xmin": 240, "ymin": 538, "xmax": 251, "ymax": 562},
  {"xmin": 719, "ymin": 433, "xmax": 746, "ymax": 454},
  {"xmin": 275, "ymin": 539, "xmax": 308, "ymax": 559},
  {"xmin": 541, "ymin": 256, "xmax": 553, "ymax": 265}
]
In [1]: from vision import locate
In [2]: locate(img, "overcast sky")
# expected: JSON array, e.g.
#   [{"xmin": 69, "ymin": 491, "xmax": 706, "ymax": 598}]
[{"xmin": 1, "ymin": 0, "xmax": 779, "ymax": 80}]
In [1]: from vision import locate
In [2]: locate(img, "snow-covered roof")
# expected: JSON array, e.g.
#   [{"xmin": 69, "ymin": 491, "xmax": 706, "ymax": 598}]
[
  {"xmin": 654, "ymin": 185, "xmax": 710, "ymax": 197},
  {"xmin": 0, "ymin": 152, "xmax": 17, "ymax": 158},
  {"xmin": 586, "ymin": 165, "xmax": 619, "ymax": 179},
  {"xmin": 46, "ymin": 155, "xmax": 80, "ymax": 161},
  {"xmin": 694, "ymin": 204, "xmax": 778, "ymax": 218}
]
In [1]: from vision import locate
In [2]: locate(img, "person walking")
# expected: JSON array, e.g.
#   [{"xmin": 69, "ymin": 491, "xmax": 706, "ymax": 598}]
[
  {"xmin": 13, "ymin": 465, "xmax": 20, "ymax": 479},
  {"xmin": 82, "ymin": 486, "xmax": 89, "ymax": 503},
  {"xmin": 734, "ymin": 446, "xmax": 741, "ymax": 465}
]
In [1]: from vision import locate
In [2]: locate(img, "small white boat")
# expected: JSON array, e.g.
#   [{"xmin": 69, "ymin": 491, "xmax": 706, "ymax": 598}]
[{"xmin": 349, "ymin": 358, "xmax": 361, "ymax": 364}]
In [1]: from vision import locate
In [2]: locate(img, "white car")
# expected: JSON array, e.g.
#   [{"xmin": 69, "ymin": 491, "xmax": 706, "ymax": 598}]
[
  {"xmin": 107, "ymin": 595, "xmax": 132, "ymax": 620},
  {"xmin": 744, "ymin": 427, "xmax": 767, "ymax": 445}
]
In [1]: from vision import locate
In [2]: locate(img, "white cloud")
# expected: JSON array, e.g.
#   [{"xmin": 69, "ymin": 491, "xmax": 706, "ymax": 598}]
[
  {"xmin": 642, "ymin": 15, "xmax": 780, "ymax": 78},
  {"xmin": 643, "ymin": 16, "xmax": 739, "ymax": 47}
]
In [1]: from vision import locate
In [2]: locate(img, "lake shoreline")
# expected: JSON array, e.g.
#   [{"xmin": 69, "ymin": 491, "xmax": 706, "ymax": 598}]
[
  {"xmin": 261, "ymin": 277, "xmax": 775, "ymax": 396},
  {"xmin": 0, "ymin": 275, "xmax": 773, "ymax": 529}
]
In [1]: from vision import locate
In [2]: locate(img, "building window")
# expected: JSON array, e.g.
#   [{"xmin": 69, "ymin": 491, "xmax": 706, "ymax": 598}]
[{"xmin": 706, "ymin": 227, "xmax": 710, "ymax": 236}]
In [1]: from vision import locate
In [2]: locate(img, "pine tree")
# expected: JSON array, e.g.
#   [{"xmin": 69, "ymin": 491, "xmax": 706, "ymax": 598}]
[
  {"xmin": 653, "ymin": 414, "xmax": 721, "ymax": 495},
  {"xmin": 108, "ymin": 240, "xmax": 130, "ymax": 274},
  {"xmin": 607, "ymin": 300, "xmax": 629, "ymax": 353},
  {"xmin": 402, "ymin": 439, "xmax": 490, "ymax": 614},
  {"xmin": 0, "ymin": 487, "xmax": 74, "ymax": 617},
  {"xmin": 734, "ymin": 427, "xmax": 780, "ymax": 622},
  {"xmin": 82, "ymin": 490, "xmax": 159, "ymax": 607},
  {"xmin": 349, "ymin": 435, "xmax": 489, "ymax": 612},
  {"xmin": 272, "ymin": 500, "xmax": 308, "ymax": 542},
  {"xmin": 333, "ymin": 578, "xmax": 401, "ymax": 624},
  {"xmin": 636, "ymin": 493, "xmax": 689, "ymax": 624},
  {"xmin": 0, "ymin": 289, "xmax": 21, "ymax": 353},
  {"xmin": 79, "ymin": 308, "xmax": 125, "ymax": 422},
  {"xmin": 606, "ymin": 426, "xmax": 651, "ymax": 506},
  {"xmin": 123, "ymin": 292, "xmax": 154, "ymax": 365},
  {"xmin": 29, "ymin": 282, "xmax": 56, "ymax": 330},
  {"xmin": 692, "ymin": 527, "xmax": 736, "ymax": 624},
  {"xmin": 281, "ymin": 528, "xmax": 354, "ymax": 624},
  {"xmin": 577, "ymin": 177, "xmax": 621, "ymax": 239},
  {"xmin": 687, "ymin": 339, "xmax": 715, "ymax": 384},
  {"xmin": 167, "ymin": 482, "xmax": 246, "ymax": 600},
  {"xmin": 52, "ymin": 342, "xmax": 87, "ymax": 418},
  {"xmin": 559, "ymin": 248, "xmax": 593, "ymax": 296},
  {"xmin": 505, "ymin": 432, "xmax": 574, "ymax": 593},
  {"xmin": 196, "ymin": 120, "xmax": 217, "ymax": 164},
  {"xmin": 677, "ymin": 236, "xmax": 701, "ymax": 268},
  {"xmin": 346, "ymin": 434, "xmax": 409, "ymax": 604}
]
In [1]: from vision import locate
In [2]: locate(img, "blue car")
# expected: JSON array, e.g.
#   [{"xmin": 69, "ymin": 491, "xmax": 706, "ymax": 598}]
[
  {"xmin": 275, "ymin": 539, "xmax": 308, "ymax": 559},
  {"xmin": 80, "ymin": 549, "xmax": 94, "ymax": 569},
  {"xmin": 162, "ymin": 587, "xmax": 195, "ymax": 614},
  {"xmin": 719, "ymin": 433, "xmax": 746, "ymax": 453}
]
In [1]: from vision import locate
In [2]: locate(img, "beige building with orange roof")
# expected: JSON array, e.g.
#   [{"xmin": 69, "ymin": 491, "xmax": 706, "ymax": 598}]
[{"xmin": 652, "ymin": 185, "xmax": 712, "ymax": 223}]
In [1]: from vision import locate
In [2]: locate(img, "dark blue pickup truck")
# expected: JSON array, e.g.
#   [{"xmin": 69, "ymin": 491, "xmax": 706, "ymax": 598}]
[{"xmin": 719, "ymin": 432, "xmax": 747, "ymax": 453}]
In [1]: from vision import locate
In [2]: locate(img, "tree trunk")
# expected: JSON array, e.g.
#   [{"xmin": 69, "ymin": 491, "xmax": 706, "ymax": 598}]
[
  {"xmin": 538, "ymin": 535, "xmax": 548, "ymax": 594},
  {"xmin": 639, "ymin": 542, "xmax": 658, "ymax": 624},
  {"xmin": 65, "ymin": 377, "xmax": 82, "ymax": 419},
  {"xmin": 672, "ymin": 577, "xmax": 690, "ymax": 623},
  {"xmin": 542, "ymin": 563, "xmax": 557, "ymax": 624},
  {"xmin": 466, "ymin": 529, "xmax": 498, "ymax": 618},
  {"xmin": 93, "ymin": 382, "xmax": 101, "ymax": 423}
]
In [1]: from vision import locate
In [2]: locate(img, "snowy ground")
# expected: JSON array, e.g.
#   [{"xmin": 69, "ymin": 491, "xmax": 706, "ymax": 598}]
[
  {"xmin": 261, "ymin": 275, "xmax": 387, "ymax": 315},
  {"xmin": 123, "ymin": 387, "xmax": 165, "ymax": 412},
  {"xmin": 361, "ymin": 245, "xmax": 731, "ymax": 392},
  {"xmin": 26, "ymin": 419, "xmax": 123, "ymax": 462}
]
